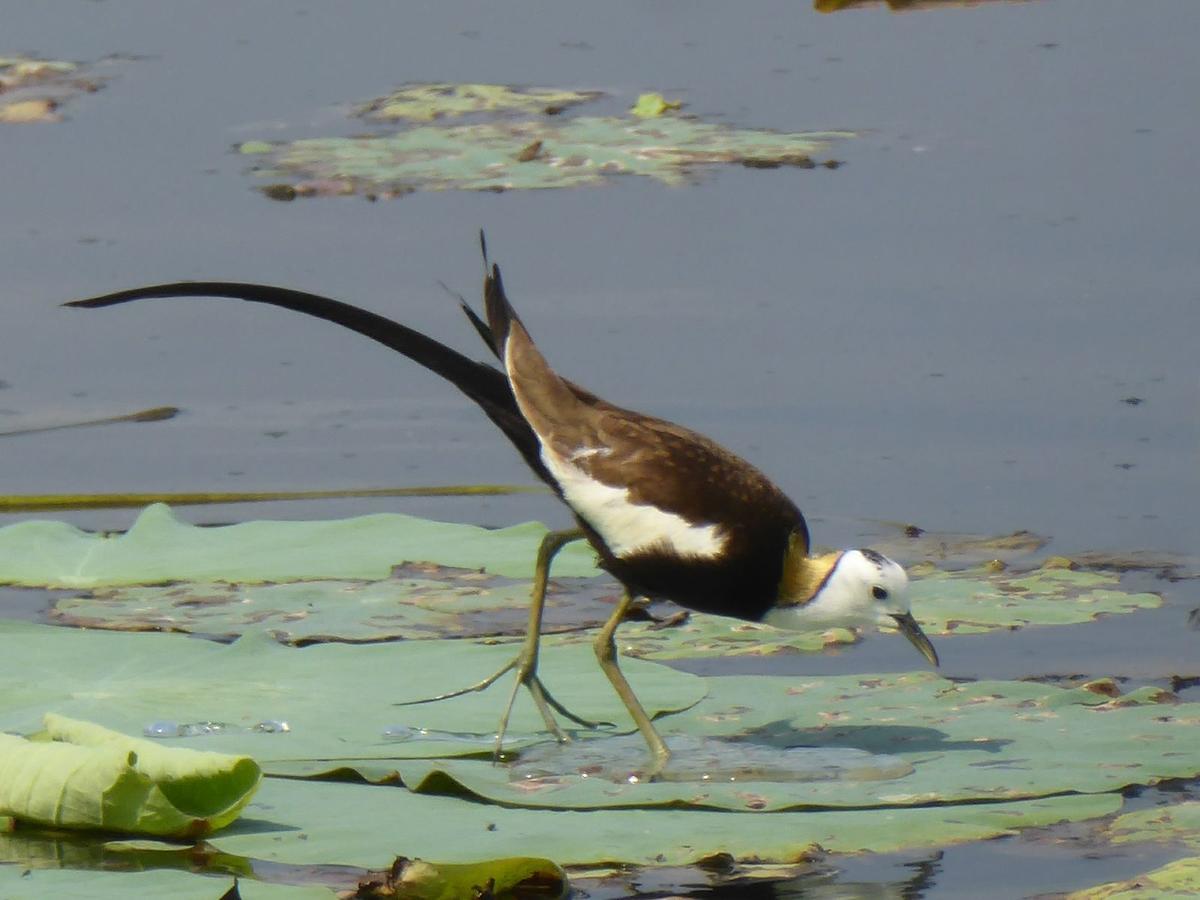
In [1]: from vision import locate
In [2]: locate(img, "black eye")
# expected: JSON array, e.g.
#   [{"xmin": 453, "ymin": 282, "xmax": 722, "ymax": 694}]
[{"xmin": 872, "ymin": 586, "xmax": 889, "ymax": 601}]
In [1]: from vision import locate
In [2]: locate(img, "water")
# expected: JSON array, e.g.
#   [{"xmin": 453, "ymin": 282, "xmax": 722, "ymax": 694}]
[{"xmin": 1, "ymin": 1, "xmax": 1198, "ymax": 896}]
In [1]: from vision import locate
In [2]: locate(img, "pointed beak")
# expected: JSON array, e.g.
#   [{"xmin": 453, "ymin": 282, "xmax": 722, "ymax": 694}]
[{"xmin": 891, "ymin": 612, "xmax": 939, "ymax": 667}]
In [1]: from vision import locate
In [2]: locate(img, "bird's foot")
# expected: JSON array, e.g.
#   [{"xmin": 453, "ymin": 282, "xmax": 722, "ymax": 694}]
[{"xmin": 395, "ymin": 648, "xmax": 613, "ymax": 764}]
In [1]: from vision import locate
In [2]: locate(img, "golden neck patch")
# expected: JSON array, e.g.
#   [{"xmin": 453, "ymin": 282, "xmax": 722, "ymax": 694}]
[{"xmin": 777, "ymin": 532, "xmax": 843, "ymax": 607}]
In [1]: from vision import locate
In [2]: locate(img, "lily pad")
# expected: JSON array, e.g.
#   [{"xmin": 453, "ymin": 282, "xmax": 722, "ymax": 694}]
[
  {"xmin": 0, "ymin": 55, "xmax": 114, "ymax": 124},
  {"xmin": 375, "ymin": 671, "xmax": 1200, "ymax": 811},
  {"xmin": 3, "ymin": 621, "xmax": 1197, "ymax": 813},
  {"xmin": 0, "ymin": 714, "xmax": 260, "ymax": 837},
  {"xmin": 630, "ymin": 92, "xmax": 683, "ymax": 118},
  {"xmin": 0, "ymin": 620, "xmax": 705, "ymax": 763},
  {"xmin": 355, "ymin": 83, "xmax": 602, "ymax": 122},
  {"xmin": 212, "ymin": 777, "xmax": 1120, "ymax": 868},
  {"xmin": 1104, "ymin": 800, "xmax": 1200, "ymax": 850},
  {"xmin": 46, "ymin": 557, "xmax": 1159, "ymax": 651},
  {"xmin": 904, "ymin": 563, "xmax": 1162, "ymax": 635},
  {"xmin": 1064, "ymin": 856, "xmax": 1200, "ymax": 899},
  {"xmin": 0, "ymin": 503, "xmax": 600, "ymax": 588},
  {"xmin": 14, "ymin": 507, "xmax": 1161, "ymax": 648},
  {"xmin": 864, "ymin": 527, "xmax": 1048, "ymax": 568},
  {"xmin": 242, "ymin": 112, "xmax": 849, "ymax": 197}
]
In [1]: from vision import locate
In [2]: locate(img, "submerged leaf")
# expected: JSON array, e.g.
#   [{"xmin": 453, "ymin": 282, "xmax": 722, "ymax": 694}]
[{"xmin": 1064, "ymin": 856, "xmax": 1200, "ymax": 899}]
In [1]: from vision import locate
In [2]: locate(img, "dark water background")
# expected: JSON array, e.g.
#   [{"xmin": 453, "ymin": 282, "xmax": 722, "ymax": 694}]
[{"xmin": 2, "ymin": 1, "xmax": 1198, "ymax": 896}]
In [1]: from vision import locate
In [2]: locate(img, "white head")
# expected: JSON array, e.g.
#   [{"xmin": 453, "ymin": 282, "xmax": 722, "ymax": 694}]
[{"xmin": 764, "ymin": 548, "xmax": 938, "ymax": 666}]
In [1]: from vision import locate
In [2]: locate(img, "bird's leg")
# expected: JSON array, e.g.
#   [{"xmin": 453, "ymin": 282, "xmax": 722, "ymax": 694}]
[
  {"xmin": 593, "ymin": 588, "xmax": 672, "ymax": 780},
  {"xmin": 491, "ymin": 527, "xmax": 588, "ymax": 754},
  {"xmin": 395, "ymin": 528, "xmax": 603, "ymax": 756}
]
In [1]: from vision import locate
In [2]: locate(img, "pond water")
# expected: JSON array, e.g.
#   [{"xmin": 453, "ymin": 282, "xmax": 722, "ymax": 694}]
[{"xmin": 2, "ymin": 1, "xmax": 1198, "ymax": 896}]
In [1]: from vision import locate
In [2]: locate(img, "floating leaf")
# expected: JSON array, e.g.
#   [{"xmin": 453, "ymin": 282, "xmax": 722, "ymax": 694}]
[
  {"xmin": 0, "ymin": 503, "xmax": 600, "ymax": 588},
  {"xmin": 865, "ymin": 527, "xmax": 1048, "ymax": 568},
  {"xmin": 0, "ymin": 714, "xmax": 260, "ymax": 837},
  {"xmin": 0, "ymin": 483, "xmax": 541, "ymax": 513},
  {"xmin": 0, "ymin": 621, "xmax": 705, "ymax": 762},
  {"xmin": 377, "ymin": 671, "xmax": 1200, "ymax": 811},
  {"xmin": 356, "ymin": 855, "xmax": 566, "ymax": 899},
  {"xmin": 1104, "ymin": 800, "xmax": 1200, "ymax": 849},
  {"xmin": 212, "ymin": 777, "xmax": 1120, "ymax": 868},
  {"xmin": 4, "ymin": 621, "xmax": 1197, "ymax": 812},
  {"xmin": 0, "ymin": 98, "xmax": 60, "ymax": 123},
  {"xmin": 630, "ymin": 92, "xmax": 683, "ymax": 118},
  {"xmin": 243, "ymin": 115, "xmax": 849, "ymax": 197},
  {"xmin": 356, "ymin": 83, "xmax": 603, "ymax": 122},
  {"xmin": 8, "ymin": 507, "xmax": 1160, "ymax": 646},
  {"xmin": 904, "ymin": 564, "xmax": 1161, "ymax": 634},
  {"xmin": 1064, "ymin": 856, "xmax": 1200, "ymax": 899}
]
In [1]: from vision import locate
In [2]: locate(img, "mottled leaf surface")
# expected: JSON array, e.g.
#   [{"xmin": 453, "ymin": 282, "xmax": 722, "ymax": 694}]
[
  {"xmin": 242, "ymin": 99, "xmax": 848, "ymax": 196},
  {"xmin": 356, "ymin": 82, "xmax": 602, "ymax": 121}
]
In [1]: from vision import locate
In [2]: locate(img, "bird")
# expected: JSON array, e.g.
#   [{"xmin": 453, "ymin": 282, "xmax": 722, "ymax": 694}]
[{"xmin": 65, "ymin": 233, "xmax": 938, "ymax": 779}]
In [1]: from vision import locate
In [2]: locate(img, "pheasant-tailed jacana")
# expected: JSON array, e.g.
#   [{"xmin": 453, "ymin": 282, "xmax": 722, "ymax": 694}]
[{"xmin": 66, "ymin": 235, "xmax": 938, "ymax": 777}]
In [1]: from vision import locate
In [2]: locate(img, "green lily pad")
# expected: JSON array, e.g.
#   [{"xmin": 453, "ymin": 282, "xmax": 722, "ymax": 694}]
[
  {"xmin": 243, "ymin": 113, "xmax": 849, "ymax": 197},
  {"xmin": 864, "ymin": 527, "xmax": 1048, "ymax": 569},
  {"xmin": 1104, "ymin": 800, "xmax": 1200, "ymax": 849},
  {"xmin": 13, "ymin": 507, "xmax": 1160, "ymax": 648},
  {"xmin": 44, "ymin": 557, "xmax": 1159, "ymax": 651},
  {"xmin": 356, "ymin": 83, "xmax": 602, "ymax": 121},
  {"xmin": 0, "ymin": 503, "xmax": 600, "ymax": 588},
  {"xmin": 212, "ymin": 777, "xmax": 1120, "ymax": 868},
  {"xmin": 630, "ymin": 92, "xmax": 683, "ymax": 118},
  {"xmin": 375, "ymin": 671, "xmax": 1200, "ymax": 811},
  {"xmin": 5, "ymin": 620, "xmax": 1197, "ymax": 813},
  {"xmin": 1064, "ymin": 856, "xmax": 1200, "ymax": 899},
  {"xmin": 905, "ymin": 563, "xmax": 1162, "ymax": 635}
]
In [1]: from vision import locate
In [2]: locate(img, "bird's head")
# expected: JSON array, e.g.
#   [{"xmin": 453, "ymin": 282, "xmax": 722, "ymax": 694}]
[{"xmin": 765, "ymin": 547, "xmax": 939, "ymax": 666}]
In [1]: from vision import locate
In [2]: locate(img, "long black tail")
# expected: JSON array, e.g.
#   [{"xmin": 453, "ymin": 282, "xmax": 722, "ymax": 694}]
[{"xmin": 65, "ymin": 281, "xmax": 555, "ymax": 487}]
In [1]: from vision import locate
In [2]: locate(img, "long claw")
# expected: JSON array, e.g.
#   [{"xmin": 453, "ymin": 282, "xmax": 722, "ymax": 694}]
[
  {"xmin": 394, "ymin": 657, "xmax": 516, "ymax": 706},
  {"xmin": 394, "ymin": 527, "xmax": 594, "ymax": 763}
]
